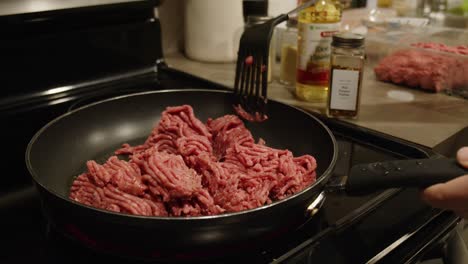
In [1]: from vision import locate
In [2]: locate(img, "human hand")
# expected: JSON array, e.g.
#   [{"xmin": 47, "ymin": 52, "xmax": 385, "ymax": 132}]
[{"xmin": 421, "ymin": 147, "xmax": 468, "ymax": 218}]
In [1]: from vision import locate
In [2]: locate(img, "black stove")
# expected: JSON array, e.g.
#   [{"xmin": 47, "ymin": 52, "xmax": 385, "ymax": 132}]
[{"xmin": 0, "ymin": 1, "xmax": 461, "ymax": 264}]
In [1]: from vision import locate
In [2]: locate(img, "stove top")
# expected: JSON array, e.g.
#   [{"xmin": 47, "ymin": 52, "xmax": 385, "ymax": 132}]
[
  {"xmin": 0, "ymin": 1, "xmax": 460, "ymax": 263},
  {"xmin": 0, "ymin": 90, "xmax": 459, "ymax": 263}
]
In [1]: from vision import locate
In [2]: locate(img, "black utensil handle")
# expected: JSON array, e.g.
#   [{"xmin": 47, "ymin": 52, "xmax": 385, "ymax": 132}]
[{"xmin": 346, "ymin": 158, "xmax": 468, "ymax": 195}]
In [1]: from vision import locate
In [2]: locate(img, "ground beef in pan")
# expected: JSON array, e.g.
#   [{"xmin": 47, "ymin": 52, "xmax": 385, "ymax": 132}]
[{"xmin": 69, "ymin": 105, "xmax": 317, "ymax": 217}]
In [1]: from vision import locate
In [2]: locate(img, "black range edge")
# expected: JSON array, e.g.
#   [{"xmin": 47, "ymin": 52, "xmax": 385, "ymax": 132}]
[{"xmin": 0, "ymin": 0, "xmax": 160, "ymax": 31}]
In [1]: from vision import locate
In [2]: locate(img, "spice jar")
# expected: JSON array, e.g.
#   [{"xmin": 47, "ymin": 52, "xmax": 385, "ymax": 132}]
[
  {"xmin": 245, "ymin": 16, "xmax": 275, "ymax": 83},
  {"xmin": 279, "ymin": 18, "xmax": 298, "ymax": 86},
  {"xmin": 327, "ymin": 32, "xmax": 365, "ymax": 119}
]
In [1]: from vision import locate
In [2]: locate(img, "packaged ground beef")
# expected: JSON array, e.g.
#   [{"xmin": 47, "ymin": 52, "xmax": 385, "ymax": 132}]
[{"xmin": 374, "ymin": 43, "xmax": 468, "ymax": 92}]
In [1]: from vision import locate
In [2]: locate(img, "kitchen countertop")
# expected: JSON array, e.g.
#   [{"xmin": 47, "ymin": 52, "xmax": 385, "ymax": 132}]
[{"xmin": 166, "ymin": 52, "xmax": 468, "ymax": 151}]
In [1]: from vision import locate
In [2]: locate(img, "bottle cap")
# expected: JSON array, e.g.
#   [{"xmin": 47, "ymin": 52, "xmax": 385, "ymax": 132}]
[{"xmin": 332, "ymin": 32, "xmax": 365, "ymax": 48}]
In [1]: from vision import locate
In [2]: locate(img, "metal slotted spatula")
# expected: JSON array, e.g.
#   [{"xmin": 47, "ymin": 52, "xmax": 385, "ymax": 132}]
[{"xmin": 233, "ymin": 0, "xmax": 317, "ymax": 122}]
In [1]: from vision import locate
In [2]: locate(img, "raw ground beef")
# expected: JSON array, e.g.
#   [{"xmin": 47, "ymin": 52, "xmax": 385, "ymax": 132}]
[
  {"xmin": 233, "ymin": 104, "xmax": 268, "ymax": 122},
  {"xmin": 69, "ymin": 105, "xmax": 317, "ymax": 217},
  {"xmin": 374, "ymin": 43, "xmax": 468, "ymax": 92}
]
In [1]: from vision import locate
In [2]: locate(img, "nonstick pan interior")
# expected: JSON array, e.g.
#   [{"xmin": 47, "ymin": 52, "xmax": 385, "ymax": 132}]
[{"xmin": 26, "ymin": 89, "xmax": 337, "ymax": 216}]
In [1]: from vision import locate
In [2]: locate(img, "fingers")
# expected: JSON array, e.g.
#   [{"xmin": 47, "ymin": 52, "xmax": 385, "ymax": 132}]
[
  {"xmin": 421, "ymin": 174, "xmax": 468, "ymax": 211},
  {"xmin": 457, "ymin": 147, "xmax": 468, "ymax": 168},
  {"xmin": 421, "ymin": 147, "xmax": 468, "ymax": 213}
]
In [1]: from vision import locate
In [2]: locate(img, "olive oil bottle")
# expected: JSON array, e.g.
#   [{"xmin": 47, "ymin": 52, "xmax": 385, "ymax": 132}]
[{"xmin": 295, "ymin": 0, "xmax": 342, "ymax": 103}]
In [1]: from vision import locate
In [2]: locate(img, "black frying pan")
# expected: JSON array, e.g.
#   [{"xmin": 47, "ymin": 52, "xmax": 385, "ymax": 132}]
[{"xmin": 26, "ymin": 89, "xmax": 466, "ymax": 261}]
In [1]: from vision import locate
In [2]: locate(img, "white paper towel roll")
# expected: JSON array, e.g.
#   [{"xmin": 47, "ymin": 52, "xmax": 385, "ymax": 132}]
[{"xmin": 185, "ymin": 0, "xmax": 244, "ymax": 62}]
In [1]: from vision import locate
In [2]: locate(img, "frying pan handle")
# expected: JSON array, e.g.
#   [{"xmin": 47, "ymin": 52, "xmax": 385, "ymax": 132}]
[{"xmin": 346, "ymin": 158, "xmax": 468, "ymax": 195}]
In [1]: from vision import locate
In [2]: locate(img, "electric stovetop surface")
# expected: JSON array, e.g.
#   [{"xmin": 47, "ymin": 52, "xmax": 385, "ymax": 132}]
[{"xmin": 0, "ymin": 113, "xmax": 456, "ymax": 263}]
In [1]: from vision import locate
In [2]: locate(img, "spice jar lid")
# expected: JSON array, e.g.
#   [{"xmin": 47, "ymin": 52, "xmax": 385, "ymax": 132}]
[{"xmin": 332, "ymin": 32, "xmax": 365, "ymax": 48}]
